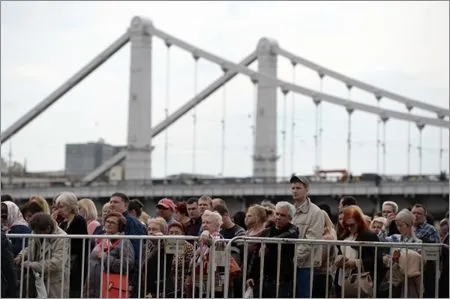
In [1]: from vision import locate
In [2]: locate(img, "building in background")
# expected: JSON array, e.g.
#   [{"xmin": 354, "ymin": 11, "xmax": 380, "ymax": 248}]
[{"xmin": 65, "ymin": 139, "xmax": 124, "ymax": 177}]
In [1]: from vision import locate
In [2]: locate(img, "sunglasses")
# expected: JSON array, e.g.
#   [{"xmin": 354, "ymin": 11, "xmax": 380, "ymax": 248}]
[{"xmin": 345, "ymin": 222, "xmax": 357, "ymax": 228}]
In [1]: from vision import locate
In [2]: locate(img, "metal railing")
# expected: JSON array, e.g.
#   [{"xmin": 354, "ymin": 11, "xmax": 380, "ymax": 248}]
[{"xmin": 5, "ymin": 233, "xmax": 444, "ymax": 298}]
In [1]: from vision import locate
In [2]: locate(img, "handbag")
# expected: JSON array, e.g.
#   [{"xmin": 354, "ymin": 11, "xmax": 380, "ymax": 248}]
[
  {"xmin": 101, "ymin": 272, "xmax": 129, "ymax": 298},
  {"xmin": 343, "ymin": 261, "xmax": 373, "ymax": 298}
]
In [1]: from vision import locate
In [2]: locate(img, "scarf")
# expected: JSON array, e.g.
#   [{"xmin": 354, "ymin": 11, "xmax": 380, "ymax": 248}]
[{"xmin": 3, "ymin": 201, "xmax": 28, "ymax": 231}]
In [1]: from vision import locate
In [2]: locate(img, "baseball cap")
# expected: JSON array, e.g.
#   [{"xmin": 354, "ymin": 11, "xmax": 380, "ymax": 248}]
[
  {"xmin": 289, "ymin": 175, "xmax": 310, "ymax": 188},
  {"xmin": 157, "ymin": 198, "xmax": 176, "ymax": 211}
]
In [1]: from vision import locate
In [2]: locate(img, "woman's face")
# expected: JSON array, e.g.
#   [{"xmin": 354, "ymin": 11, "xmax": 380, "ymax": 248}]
[
  {"xmin": 202, "ymin": 215, "xmax": 218, "ymax": 232},
  {"xmin": 147, "ymin": 221, "xmax": 162, "ymax": 236},
  {"xmin": 104, "ymin": 216, "xmax": 120, "ymax": 235},
  {"xmin": 338, "ymin": 212, "xmax": 344, "ymax": 227},
  {"xmin": 245, "ymin": 208, "xmax": 259, "ymax": 228},
  {"xmin": 168, "ymin": 226, "xmax": 183, "ymax": 236},
  {"xmin": 395, "ymin": 220, "xmax": 410, "ymax": 236},
  {"xmin": 370, "ymin": 221, "xmax": 383, "ymax": 235},
  {"xmin": 345, "ymin": 217, "xmax": 359, "ymax": 235},
  {"xmin": 175, "ymin": 210, "xmax": 183, "ymax": 222},
  {"xmin": 58, "ymin": 203, "xmax": 73, "ymax": 219}
]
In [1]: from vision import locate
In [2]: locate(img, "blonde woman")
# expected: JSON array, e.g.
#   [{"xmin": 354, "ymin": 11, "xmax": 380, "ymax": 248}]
[
  {"xmin": 78, "ymin": 198, "xmax": 101, "ymax": 235},
  {"xmin": 313, "ymin": 209, "xmax": 337, "ymax": 298},
  {"xmin": 28, "ymin": 195, "xmax": 51, "ymax": 214},
  {"xmin": 55, "ymin": 192, "xmax": 88, "ymax": 298}
]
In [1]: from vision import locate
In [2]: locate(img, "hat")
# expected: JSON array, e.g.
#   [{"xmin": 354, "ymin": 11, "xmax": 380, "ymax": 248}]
[
  {"xmin": 290, "ymin": 175, "xmax": 309, "ymax": 188},
  {"xmin": 395, "ymin": 209, "xmax": 414, "ymax": 227},
  {"xmin": 157, "ymin": 198, "xmax": 176, "ymax": 211}
]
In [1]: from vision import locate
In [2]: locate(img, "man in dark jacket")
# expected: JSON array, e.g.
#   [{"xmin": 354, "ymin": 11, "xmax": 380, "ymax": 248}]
[{"xmin": 247, "ymin": 201, "xmax": 299, "ymax": 298}]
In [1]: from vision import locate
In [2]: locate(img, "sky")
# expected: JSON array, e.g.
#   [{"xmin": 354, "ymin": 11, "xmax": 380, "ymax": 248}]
[{"xmin": 1, "ymin": 1, "xmax": 449, "ymax": 179}]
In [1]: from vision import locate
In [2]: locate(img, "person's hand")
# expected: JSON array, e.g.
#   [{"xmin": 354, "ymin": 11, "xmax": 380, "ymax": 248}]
[
  {"xmin": 96, "ymin": 250, "xmax": 104, "ymax": 259},
  {"xmin": 200, "ymin": 230, "xmax": 210, "ymax": 243},
  {"xmin": 385, "ymin": 212, "xmax": 396, "ymax": 226},
  {"xmin": 343, "ymin": 259, "xmax": 357, "ymax": 269},
  {"xmin": 22, "ymin": 261, "xmax": 32, "ymax": 268},
  {"xmin": 14, "ymin": 255, "xmax": 22, "ymax": 266}
]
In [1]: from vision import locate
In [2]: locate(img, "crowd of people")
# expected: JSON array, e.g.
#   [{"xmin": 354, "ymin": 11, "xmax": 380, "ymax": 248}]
[{"xmin": 1, "ymin": 174, "xmax": 449, "ymax": 298}]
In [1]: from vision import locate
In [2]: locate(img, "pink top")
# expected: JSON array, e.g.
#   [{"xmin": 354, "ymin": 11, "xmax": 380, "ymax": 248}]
[{"xmin": 87, "ymin": 219, "xmax": 101, "ymax": 235}]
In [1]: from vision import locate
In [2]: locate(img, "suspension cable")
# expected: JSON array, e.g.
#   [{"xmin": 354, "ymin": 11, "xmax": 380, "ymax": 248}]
[
  {"xmin": 381, "ymin": 117, "xmax": 388, "ymax": 175},
  {"xmin": 438, "ymin": 115, "xmax": 445, "ymax": 172},
  {"xmin": 164, "ymin": 42, "xmax": 171, "ymax": 180},
  {"xmin": 220, "ymin": 67, "xmax": 228, "ymax": 176},
  {"xmin": 192, "ymin": 54, "xmax": 199, "ymax": 174},
  {"xmin": 251, "ymin": 77, "xmax": 258, "ymax": 146},
  {"xmin": 313, "ymin": 98, "xmax": 320, "ymax": 174},
  {"xmin": 290, "ymin": 61, "xmax": 296, "ymax": 175},
  {"xmin": 282, "ymin": 88, "xmax": 289, "ymax": 177},
  {"xmin": 318, "ymin": 73, "xmax": 324, "ymax": 171},
  {"xmin": 407, "ymin": 106, "xmax": 413, "ymax": 175},
  {"xmin": 375, "ymin": 95, "xmax": 382, "ymax": 174},
  {"xmin": 346, "ymin": 84, "xmax": 353, "ymax": 178},
  {"xmin": 417, "ymin": 123, "xmax": 425, "ymax": 175}
]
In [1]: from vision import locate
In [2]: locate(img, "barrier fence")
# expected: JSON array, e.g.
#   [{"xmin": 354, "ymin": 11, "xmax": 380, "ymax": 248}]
[{"xmin": 5, "ymin": 233, "xmax": 445, "ymax": 298}]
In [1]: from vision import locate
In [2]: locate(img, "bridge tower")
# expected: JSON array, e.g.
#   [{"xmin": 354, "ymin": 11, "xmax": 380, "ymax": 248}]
[
  {"xmin": 125, "ymin": 17, "xmax": 153, "ymax": 180},
  {"xmin": 253, "ymin": 38, "xmax": 279, "ymax": 179}
]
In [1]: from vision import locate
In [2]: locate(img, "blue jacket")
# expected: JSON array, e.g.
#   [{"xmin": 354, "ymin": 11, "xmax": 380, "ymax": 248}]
[
  {"xmin": 9, "ymin": 224, "xmax": 31, "ymax": 257},
  {"xmin": 122, "ymin": 211, "xmax": 147, "ymax": 261}
]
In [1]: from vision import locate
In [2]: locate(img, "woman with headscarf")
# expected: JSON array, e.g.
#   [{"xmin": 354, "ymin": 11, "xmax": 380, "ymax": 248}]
[{"xmin": 1, "ymin": 201, "xmax": 31, "ymax": 256}]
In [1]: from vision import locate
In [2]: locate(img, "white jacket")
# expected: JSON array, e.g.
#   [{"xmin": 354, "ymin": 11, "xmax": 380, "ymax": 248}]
[{"xmin": 291, "ymin": 197, "xmax": 324, "ymax": 268}]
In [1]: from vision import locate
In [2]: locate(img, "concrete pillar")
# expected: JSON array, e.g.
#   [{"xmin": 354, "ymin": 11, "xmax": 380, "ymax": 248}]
[
  {"xmin": 125, "ymin": 16, "xmax": 153, "ymax": 181},
  {"xmin": 253, "ymin": 38, "xmax": 279, "ymax": 180}
]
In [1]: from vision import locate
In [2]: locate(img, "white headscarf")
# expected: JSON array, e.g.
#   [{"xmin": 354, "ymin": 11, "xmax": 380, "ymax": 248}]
[{"xmin": 3, "ymin": 201, "xmax": 29, "ymax": 231}]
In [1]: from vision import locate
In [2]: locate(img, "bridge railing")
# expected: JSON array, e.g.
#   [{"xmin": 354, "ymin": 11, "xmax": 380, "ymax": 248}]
[
  {"xmin": 1, "ymin": 173, "xmax": 448, "ymax": 189},
  {"xmin": 6, "ymin": 233, "xmax": 444, "ymax": 298}
]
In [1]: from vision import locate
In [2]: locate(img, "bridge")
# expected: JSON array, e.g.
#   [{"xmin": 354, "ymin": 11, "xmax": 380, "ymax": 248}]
[{"xmin": 1, "ymin": 15, "xmax": 449, "ymax": 214}]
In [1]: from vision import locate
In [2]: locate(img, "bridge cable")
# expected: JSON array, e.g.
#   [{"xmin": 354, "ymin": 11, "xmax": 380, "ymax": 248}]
[
  {"xmin": 313, "ymin": 92, "xmax": 320, "ymax": 174},
  {"xmin": 164, "ymin": 42, "xmax": 172, "ymax": 180},
  {"xmin": 220, "ymin": 66, "xmax": 228, "ymax": 176},
  {"xmin": 192, "ymin": 54, "xmax": 199, "ymax": 174},
  {"xmin": 318, "ymin": 73, "xmax": 324, "ymax": 171},
  {"xmin": 375, "ymin": 95, "xmax": 382, "ymax": 174},
  {"xmin": 250, "ymin": 76, "xmax": 258, "ymax": 160},
  {"xmin": 346, "ymin": 84, "xmax": 353, "ymax": 179},
  {"xmin": 438, "ymin": 115, "xmax": 445, "ymax": 172},
  {"xmin": 417, "ymin": 122, "xmax": 425, "ymax": 175},
  {"xmin": 381, "ymin": 116, "xmax": 389, "ymax": 175},
  {"xmin": 406, "ymin": 106, "xmax": 413, "ymax": 175},
  {"xmin": 290, "ymin": 62, "xmax": 297, "ymax": 175},
  {"xmin": 281, "ymin": 87, "xmax": 289, "ymax": 177}
]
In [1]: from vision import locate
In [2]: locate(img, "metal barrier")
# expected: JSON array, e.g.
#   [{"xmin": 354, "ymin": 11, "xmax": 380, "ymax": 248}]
[{"xmin": 6, "ymin": 233, "xmax": 444, "ymax": 298}]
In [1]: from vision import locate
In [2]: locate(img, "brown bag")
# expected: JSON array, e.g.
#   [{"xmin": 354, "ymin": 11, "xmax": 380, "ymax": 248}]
[{"xmin": 343, "ymin": 261, "xmax": 373, "ymax": 298}]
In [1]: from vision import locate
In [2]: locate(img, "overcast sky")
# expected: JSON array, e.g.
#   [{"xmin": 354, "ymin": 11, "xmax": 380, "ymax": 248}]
[{"xmin": 1, "ymin": 1, "xmax": 449, "ymax": 178}]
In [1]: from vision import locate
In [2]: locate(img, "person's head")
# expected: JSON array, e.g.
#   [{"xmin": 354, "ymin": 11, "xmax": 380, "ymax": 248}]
[
  {"xmin": 102, "ymin": 202, "xmax": 112, "ymax": 221},
  {"xmin": 261, "ymin": 200, "xmax": 276, "ymax": 223},
  {"xmin": 175, "ymin": 201, "xmax": 189, "ymax": 222},
  {"xmin": 21, "ymin": 201, "xmax": 44, "ymax": 223},
  {"xmin": 128, "ymin": 199, "xmax": 144, "ymax": 218},
  {"xmin": 322, "ymin": 209, "xmax": 336, "ymax": 238},
  {"xmin": 156, "ymin": 198, "xmax": 175, "ymax": 221},
  {"xmin": 55, "ymin": 192, "xmax": 78, "ymax": 219},
  {"xmin": 28, "ymin": 196, "xmax": 51, "ymax": 214},
  {"xmin": 274, "ymin": 201, "xmax": 295, "ymax": 230},
  {"xmin": 147, "ymin": 217, "xmax": 168, "ymax": 236},
  {"xmin": 342, "ymin": 205, "xmax": 369, "ymax": 235},
  {"xmin": 1, "ymin": 194, "xmax": 14, "ymax": 203},
  {"xmin": 186, "ymin": 198, "xmax": 201, "ymax": 219},
  {"xmin": 370, "ymin": 216, "xmax": 386, "ymax": 235},
  {"xmin": 381, "ymin": 201, "xmax": 398, "ymax": 218},
  {"xmin": 29, "ymin": 212, "xmax": 56, "ymax": 234},
  {"xmin": 394, "ymin": 209, "xmax": 415, "ymax": 236},
  {"xmin": 290, "ymin": 175, "xmax": 309, "ymax": 202},
  {"xmin": 411, "ymin": 204, "xmax": 427, "ymax": 226},
  {"xmin": 104, "ymin": 212, "xmax": 127, "ymax": 235},
  {"xmin": 109, "ymin": 192, "xmax": 129, "ymax": 214},
  {"xmin": 198, "ymin": 195, "xmax": 212, "ymax": 215},
  {"xmin": 168, "ymin": 221, "xmax": 186, "ymax": 236},
  {"xmin": 201, "ymin": 210, "xmax": 222, "ymax": 233},
  {"xmin": 212, "ymin": 198, "xmax": 226, "ymax": 209},
  {"xmin": 213, "ymin": 203, "xmax": 232, "ymax": 227},
  {"xmin": 339, "ymin": 196, "xmax": 357, "ymax": 212},
  {"xmin": 233, "ymin": 211, "xmax": 247, "ymax": 230},
  {"xmin": 245, "ymin": 204, "xmax": 267, "ymax": 229},
  {"xmin": 1, "ymin": 202, "xmax": 8, "ymax": 228},
  {"xmin": 364, "ymin": 215, "xmax": 372, "ymax": 227},
  {"xmin": 78, "ymin": 198, "xmax": 98, "ymax": 221}
]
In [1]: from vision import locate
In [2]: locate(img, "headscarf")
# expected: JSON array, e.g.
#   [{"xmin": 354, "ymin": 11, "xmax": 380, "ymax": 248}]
[{"xmin": 3, "ymin": 201, "xmax": 29, "ymax": 231}]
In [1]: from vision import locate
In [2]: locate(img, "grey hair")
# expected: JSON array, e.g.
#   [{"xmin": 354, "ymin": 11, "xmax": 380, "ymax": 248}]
[
  {"xmin": 55, "ymin": 192, "xmax": 79, "ymax": 215},
  {"xmin": 202, "ymin": 210, "xmax": 223, "ymax": 228},
  {"xmin": 275, "ymin": 201, "xmax": 296, "ymax": 219},
  {"xmin": 382, "ymin": 201, "xmax": 399, "ymax": 213}
]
